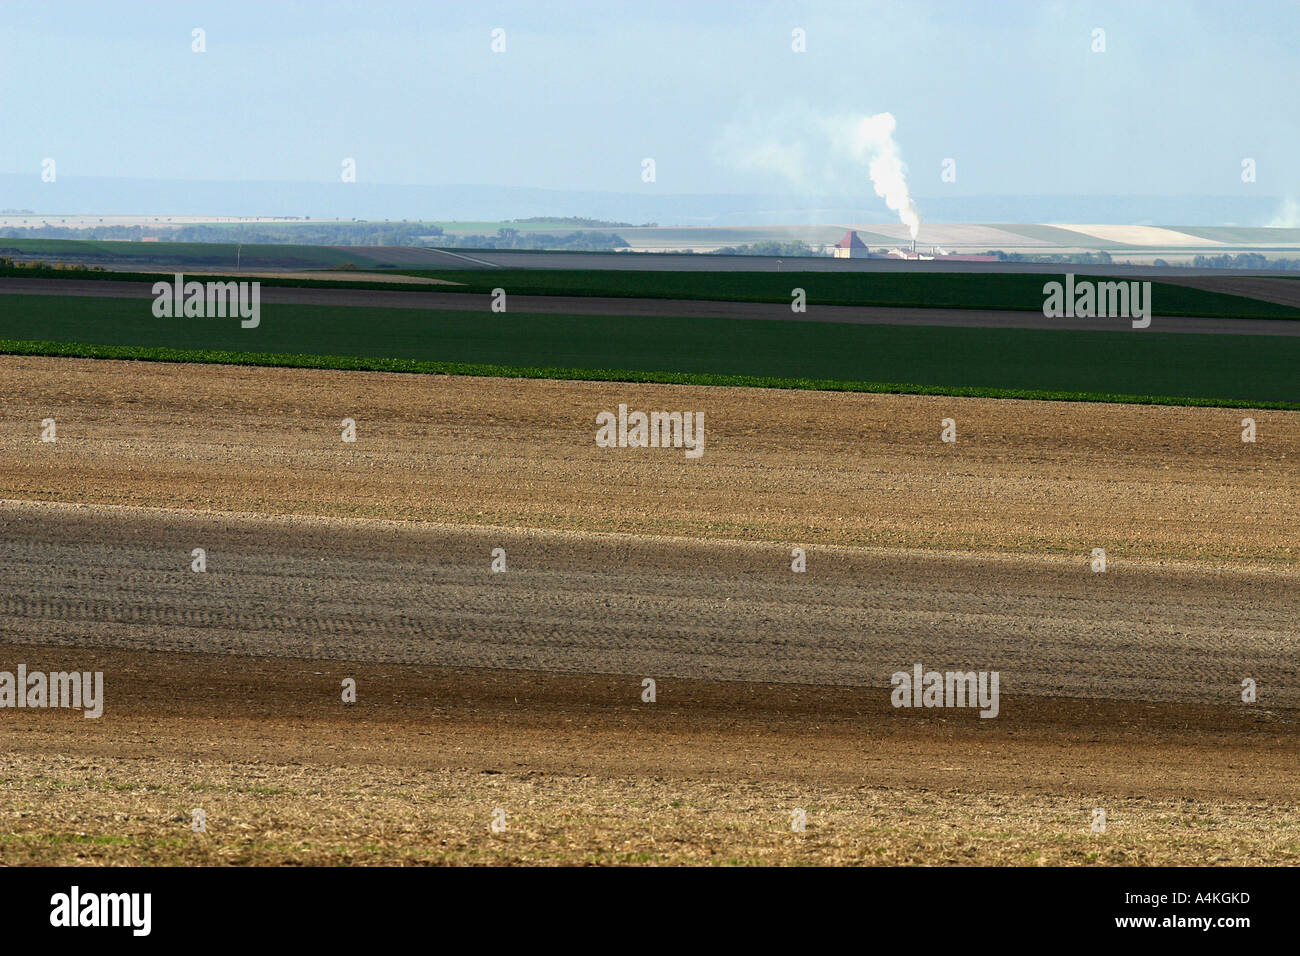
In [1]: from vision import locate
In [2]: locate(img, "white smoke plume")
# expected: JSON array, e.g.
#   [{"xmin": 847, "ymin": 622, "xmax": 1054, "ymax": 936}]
[
  {"xmin": 715, "ymin": 106, "xmax": 923, "ymax": 236},
  {"xmin": 847, "ymin": 113, "xmax": 922, "ymax": 239},
  {"xmin": 1266, "ymin": 197, "xmax": 1300, "ymax": 228}
]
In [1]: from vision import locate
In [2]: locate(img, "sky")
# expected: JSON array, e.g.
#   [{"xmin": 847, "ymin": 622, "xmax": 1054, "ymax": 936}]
[{"xmin": 1, "ymin": 0, "xmax": 1296, "ymax": 199}]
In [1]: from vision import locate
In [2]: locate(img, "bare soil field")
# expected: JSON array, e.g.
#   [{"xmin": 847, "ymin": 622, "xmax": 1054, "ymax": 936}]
[
  {"xmin": 1, "ymin": 356, "xmax": 1295, "ymax": 563},
  {"xmin": 0, "ymin": 355, "xmax": 1296, "ymax": 864},
  {"xmin": 2, "ymin": 648, "xmax": 1296, "ymax": 866},
  {"xmin": 1157, "ymin": 275, "xmax": 1300, "ymax": 309},
  {"xmin": 2, "ymin": 501, "xmax": 1296, "ymax": 704}
]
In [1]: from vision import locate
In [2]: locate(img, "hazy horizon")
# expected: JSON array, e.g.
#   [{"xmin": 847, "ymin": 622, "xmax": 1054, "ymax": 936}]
[{"xmin": 3, "ymin": 1, "xmax": 1296, "ymax": 226}]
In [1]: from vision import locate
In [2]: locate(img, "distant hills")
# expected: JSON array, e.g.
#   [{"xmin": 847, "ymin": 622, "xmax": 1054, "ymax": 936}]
[{"xmin": 0, "ymin": 174, "xmax": 1290, "ymax": 228}]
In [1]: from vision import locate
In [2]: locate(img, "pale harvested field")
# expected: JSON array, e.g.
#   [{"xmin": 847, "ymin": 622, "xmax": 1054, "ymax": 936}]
[
  {"xmin": 1051, "ymin": 225, "xmax": 1226, "ymax": 246},
  {"xmin": 849, "ymin": 223, "xmax": 1061, "ymax": 248},
  {"xmin": 0, "ymin": 355, "xmax": 1296, "ymax": 865}
]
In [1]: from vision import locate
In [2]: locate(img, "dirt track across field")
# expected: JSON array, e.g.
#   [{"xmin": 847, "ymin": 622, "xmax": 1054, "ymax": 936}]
[{"xmin": 0, "ymin": 355, "xmax": 1296, "ymax": 864}]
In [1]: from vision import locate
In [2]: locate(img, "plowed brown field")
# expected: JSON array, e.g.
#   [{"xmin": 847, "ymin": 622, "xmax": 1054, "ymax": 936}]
[{"xmin": 0, "ymin": 355, "xmax": 1296, "ymax": 865}]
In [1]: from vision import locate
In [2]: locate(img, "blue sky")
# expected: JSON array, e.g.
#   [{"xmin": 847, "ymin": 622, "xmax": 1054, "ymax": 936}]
[{"xmin": 1, "ymin": 0, "xmax": 1295, "ymax": 197}]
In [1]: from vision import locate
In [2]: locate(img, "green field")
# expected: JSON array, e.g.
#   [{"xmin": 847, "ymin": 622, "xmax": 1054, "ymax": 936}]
[
  {"xmin": 7, "ymin": 263, "xmax": 1297, "ymax": 320},
  {"xmin": 0, "ymin": 238, "xmax": 365, "ymax": 269},
  {"xmin": 0, "ymin": 263, "xmax": 448, "ymax": 292},
  {"xmin": 0, "ymin": 237, "xmax": 454, "ymax": 269},
  {"xmin": 393, "ymin": 269, "xmax": 1300, "ymax": 320},
  {"xmin": 3, "ymin": 237, "xmax": 1298, "ymax": 321},
  {"xmin": 1, "ymin": 293, "xmax": 1295, "ymax": 408}
]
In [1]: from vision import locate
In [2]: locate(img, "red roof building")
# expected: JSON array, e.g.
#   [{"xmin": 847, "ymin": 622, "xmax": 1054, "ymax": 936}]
[{"xmin": 832, "ymin": 230, "xmax": 870, "ymax": 258}]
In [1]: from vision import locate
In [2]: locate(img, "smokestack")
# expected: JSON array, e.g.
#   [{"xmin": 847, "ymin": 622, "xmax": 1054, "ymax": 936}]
[{"xmin": 911, "ymin": 238, "xmax": 916, "ymax": 255}]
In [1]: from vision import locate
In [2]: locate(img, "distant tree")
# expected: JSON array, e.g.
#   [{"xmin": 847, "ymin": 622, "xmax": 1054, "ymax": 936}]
[{"xmin": 709, "ymin": 240, "xmax": 821, "ymax": 257}]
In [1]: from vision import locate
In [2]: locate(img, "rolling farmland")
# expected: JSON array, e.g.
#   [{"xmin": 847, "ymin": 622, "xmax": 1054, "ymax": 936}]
[
  {"xmin": 1, "ymin": 355, "xmax": 1296, "ymax": 865},
  {"xmin": 2, "ymin": 243, "xmax": 1296, "ymax": 869}
]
